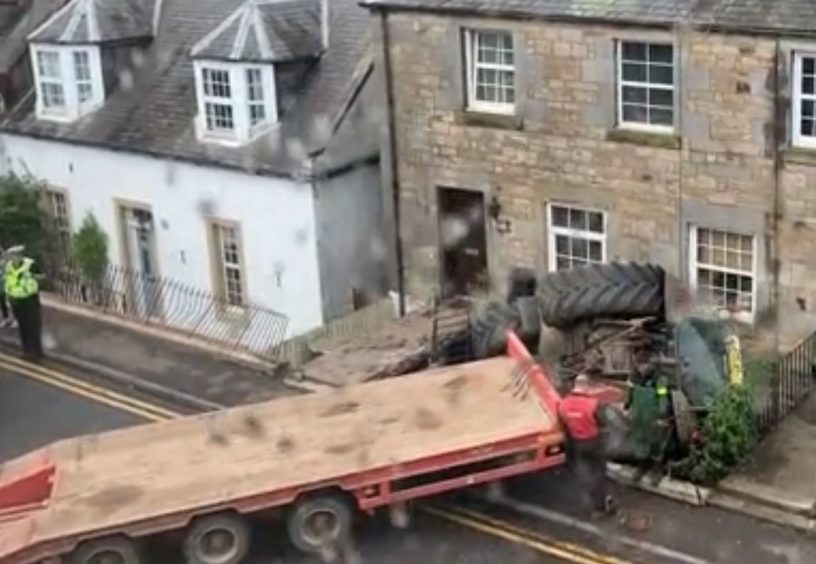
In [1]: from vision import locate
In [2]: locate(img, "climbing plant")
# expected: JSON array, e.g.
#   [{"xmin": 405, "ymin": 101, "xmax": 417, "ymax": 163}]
[
  {"xmin": 0, "ymin": 173, "xmax": 47, "ymax": 262},
  {"xmin": 672, "ymin": 385, "xmax": 758, "ymax": 485}
]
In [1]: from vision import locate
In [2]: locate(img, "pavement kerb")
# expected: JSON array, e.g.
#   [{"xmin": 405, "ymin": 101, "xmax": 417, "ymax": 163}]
[
  {"xmin": 717, "ymin": 476, "xmax": 816, "ymax": 517},
  {"xmin": 707, "ymin": 491, "xmax": 816, "ymax": 534},
  {"xmin": 40, "ymin": 295, "xmax": 281, "ymax": 377},
  {"xmin": 0, "ymin": 332, "xmax": 224, "ymax": 413},
  {"xmin": 606, "ymin": 463, "xmax": 711, "ymax": 506}
]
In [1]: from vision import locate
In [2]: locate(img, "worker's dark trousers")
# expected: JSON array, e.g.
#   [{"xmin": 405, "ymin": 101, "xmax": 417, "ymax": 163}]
[
  {"xmin": 570, "ymin": 437, "xmax": 608, "ymax": 513},
  {"xmin": 0, "ymin": 292, "xmax": 9, "ymax": 320},
  {"xmin": 9, "ymin": 293, "xmax": 43, "ymax": 360}
]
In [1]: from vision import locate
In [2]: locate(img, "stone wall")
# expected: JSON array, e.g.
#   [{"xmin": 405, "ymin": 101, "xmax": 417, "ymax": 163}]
[{"xmin": 384, "ymin": 11, "xmax": 816, "ymax": 343}]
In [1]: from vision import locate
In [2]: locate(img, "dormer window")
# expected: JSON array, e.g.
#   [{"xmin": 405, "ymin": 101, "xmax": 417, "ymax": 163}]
[
  {"xmin": 194, "ymin": 61, "xmax": 277, "ymax": 145},
  {"xmin": 31, "ymin": 44, "xmax": 104, "ymax": 121}
]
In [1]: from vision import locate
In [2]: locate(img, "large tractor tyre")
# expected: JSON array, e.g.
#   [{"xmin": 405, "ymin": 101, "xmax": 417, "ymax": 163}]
[
  {"xmin": 538, "ymin": 262, "xmax": 665, "ymax": 328},
  {"xmin": 472, "ymin": 301, "xmax": 522, "ymax": 359},
  {"xmin": 68, "ymin": 536, "xmax": 143, "ymax": 564},
  {"xmin": 183, "ymin": 512, "xmax": 252, "ymax": 564},
  {"xmin": 288, "ymin": 494, "xmax": 354, "ymax": 555}
]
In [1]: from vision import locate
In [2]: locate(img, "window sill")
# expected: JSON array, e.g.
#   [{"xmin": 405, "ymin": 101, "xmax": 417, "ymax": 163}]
[
  {"xmin": 456, "ymin": 110, "xmax": 523, "ymax": 131},
  {"xmin": 606, "ymin": 128, "xmax": 680, "ymax": 150},
  {"xmin": 782, "ymin": 146, "xmax": 816, "ymax": 167}
]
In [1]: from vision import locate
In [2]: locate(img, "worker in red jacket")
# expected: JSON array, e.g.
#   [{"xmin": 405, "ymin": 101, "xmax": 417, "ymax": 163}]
[{"xmin": 558, "ymin": 374, "xmax": 614, "ymax": 517}]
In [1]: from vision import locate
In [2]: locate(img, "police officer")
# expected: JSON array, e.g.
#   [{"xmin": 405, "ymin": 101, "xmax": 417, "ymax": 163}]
[
  {"xmin": 4, "ymin": 246, "xmax": 44, "ymax": 361},
  {"xmin": 558, "ymin": 374, "xmax": 613, "ymax": 517}
]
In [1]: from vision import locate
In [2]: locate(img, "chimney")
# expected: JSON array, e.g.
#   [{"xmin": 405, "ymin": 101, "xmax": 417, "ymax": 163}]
[{"xmin": 321, "ymin": 0, "xmax": 329, "ymax": 49}]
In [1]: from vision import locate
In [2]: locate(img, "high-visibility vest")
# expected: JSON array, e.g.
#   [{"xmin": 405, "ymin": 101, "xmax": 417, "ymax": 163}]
[{"xmin": 4, "ymin": 258, "xmax": 39, "ymax": 299}]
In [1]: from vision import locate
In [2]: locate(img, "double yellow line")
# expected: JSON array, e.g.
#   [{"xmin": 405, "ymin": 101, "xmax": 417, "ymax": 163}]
[
  {"xmin": 426, "ymin": 505, "xmax": 629, "ymax": 564},
  {"xmin": 0, "ymin": 351, "xmax": 180, "ymax": 422},
  {"xmin": 0, "ymin": 352, "xmax": 630, "ymax": 564}
]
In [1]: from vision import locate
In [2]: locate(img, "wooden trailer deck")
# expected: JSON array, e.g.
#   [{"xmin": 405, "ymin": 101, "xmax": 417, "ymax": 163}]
[{"xmin": 0, "ymin": 356, "xmax": 560, "ymax": 557}]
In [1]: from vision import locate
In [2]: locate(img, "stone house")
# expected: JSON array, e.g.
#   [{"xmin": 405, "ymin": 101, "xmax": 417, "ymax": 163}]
[
  {"xmin": 364, "ymin": 0, "xmax": 816, "ymax": 342},
  {"xmin": 0, "ymin": 0, "xmax": 389, "ymax": 339}
]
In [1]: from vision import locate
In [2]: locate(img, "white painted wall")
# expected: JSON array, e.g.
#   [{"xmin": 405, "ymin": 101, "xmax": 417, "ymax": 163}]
[{"xmin": 0, "ymin": 133, "xmax": 324, "ymax": 338}]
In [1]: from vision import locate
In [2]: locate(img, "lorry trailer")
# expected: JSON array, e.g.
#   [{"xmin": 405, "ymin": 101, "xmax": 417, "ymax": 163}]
[{"xmin": 0, "ymin": 332, "xmax": 565, "ymax": 564}]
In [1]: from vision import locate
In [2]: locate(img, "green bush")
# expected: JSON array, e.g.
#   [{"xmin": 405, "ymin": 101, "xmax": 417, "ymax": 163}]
[
  {"xmin": 72, "ymin": 213, "xmax": 108, "ymax": 283},
  {"xmin": 0, "ymin": 174, "xmax": 47, "ymax": 262},
  {"xmin": 672, "ymin": 385, "xmax": 758, "ymax": 485}
]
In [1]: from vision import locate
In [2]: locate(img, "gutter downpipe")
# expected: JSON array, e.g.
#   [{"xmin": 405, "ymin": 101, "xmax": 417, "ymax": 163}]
[{"xmin": 379, "ymin": 7, "xmax": 406, "ymax": 317}]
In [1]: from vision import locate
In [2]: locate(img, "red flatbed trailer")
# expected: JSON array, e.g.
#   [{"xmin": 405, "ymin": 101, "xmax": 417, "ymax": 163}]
[{"xmin": 0, "ymin": 333, "xmax": 565, "ymax": 564}]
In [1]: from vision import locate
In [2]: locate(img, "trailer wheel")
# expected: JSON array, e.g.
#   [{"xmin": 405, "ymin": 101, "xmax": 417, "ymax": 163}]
[
  {"xmin": 183, "ymin": 513, "xmax": 251, "ymax": 564},
  {"xmin": 68, "ymin": 536, "xmax": 142, "ymax": 564},
  {"xmin": 288, "ymin": 495, "xmax": 353, "ymax": 554}
]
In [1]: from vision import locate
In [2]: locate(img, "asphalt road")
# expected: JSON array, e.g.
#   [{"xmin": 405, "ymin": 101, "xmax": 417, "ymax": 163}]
[{"xmin": 2, "ymin": 354, "xmax": 816, "ymax": 564}]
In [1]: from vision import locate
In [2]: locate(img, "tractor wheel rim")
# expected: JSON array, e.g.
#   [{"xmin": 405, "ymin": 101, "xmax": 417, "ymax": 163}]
[
  {"xmin": 198, "ymin": 528, "xmax": 240, "ymax": 563},
  {"xmin": 88, "ymin": 550, "xmax": 126, "ymax": 564},
  {"xmin": 301, "ymin": 508, "xmax": 341, "ymax": 547}
]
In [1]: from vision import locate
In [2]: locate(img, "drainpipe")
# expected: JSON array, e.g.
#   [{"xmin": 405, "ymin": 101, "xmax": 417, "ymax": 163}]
[
  {"xmin": 321, "ymin": 0, "xmax": 330, "ymax": 50},
  {"xmin": 379, "ymin": 8, "xmax": 406, "ymax": 317},
  {"xmin": 772, "ymin": 37, "xmax": 782, "ymax": 354}
]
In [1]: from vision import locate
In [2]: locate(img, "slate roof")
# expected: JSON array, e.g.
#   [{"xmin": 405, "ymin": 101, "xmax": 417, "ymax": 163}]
[
  {"xmin": 30, "ymin": 0, "xmax": 157, "ymax": 43},
  {"xmin": 1, "ymin": 0, "xmax": 375, "ymax": 178},
  {"xmin": 0, "ymin": 0, "xmax": 66, "ymax": 71},
  {"xmin": 361, "ymin": 0, "xmax": 816, "ymax": 36},
  {"xmin": 193, "ymin": 0, "xmax": 323, "ymax": 63}
]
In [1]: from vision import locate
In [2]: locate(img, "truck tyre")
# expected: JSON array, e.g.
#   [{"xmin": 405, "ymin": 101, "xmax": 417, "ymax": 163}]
[
  {"xmin": 288, "ymin": 495, "xmax": 353, "ymax": 555},
  {"xmin": 538, "ymin": 262, "xmax": 665, "ymax": 328},
  {"xmin": 471, "ymin": 301, "xmax": 521, "ymax": 359},
  {"xmin": 68, "ymin": 536, "xmax": 142, "ymax": 564},
  {"xmin": 183, "ymin": 513, "xmax": 251, "ymax": 564}
]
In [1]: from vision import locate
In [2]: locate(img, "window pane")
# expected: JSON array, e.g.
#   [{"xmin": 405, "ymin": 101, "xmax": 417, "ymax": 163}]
[
  {"xmin": 205, "ymin": 102, "xmax": 234, "ymax": 131},
  {"xmin": 42, "ymin": 83, "xmax": 65, "ymax": 107},
  {"xmin": 803, "ymin": 76, "xmax": 815, "ymax": 95},
  {"xmin": 552, "ymin": 206, "xmax": 568, "ymax": 227},
  {"xmin": 622, "ymin": 42, "xmax": 646, "ymax": 61},
  {"xmin": 556, "ymin": 257, "xmax": 572, "ymax": 271},
  {"xmin": 804, "ymin": 57, "xmax": 815, "ymax": 75},
  {"xmin": 649, "ymin": 88, "xmax": 673, "ymax": 107},
  {"xmin": 803, "ymin": 100, "xmax": 815, "ymax": 118},
  {"xmin": 203, "ymin": 68, "xmax": 231, "ymax": 98},
  {"xmin": 73, "ymin": 51, "xmax": 90, "ymax": 80},
  {"xmin": 246, "ymin": 69, "xmax": 264, "ymax": 101},
  {"xmin": 622, "ymin": 104, "xmax": 648, "ymax": 123},
  {"xmin": 622, "ymin": 63, "xmax": 646, "ymax": 82},
  {"xmin": 697, "ymin": 228, "xmax": 710, "ymax": 245},
  {"xmin": 622, "ymin": 86, "xmax": 647, "ymax": 104},
  {"xmin": 571, "ymin": 237, "xmax": 589, "ymax": 259},
  {"xmin": 801, "ymin": 119, "xmax": 816, "ymax": 137},
  {"xmin": 649, "ymin": 64, "xmax": 674, "ymax": 85},
  {"xmin": 697, "ymin": 244, "xmax": 710, "ymax": 264},
  {"xmin": 741, "ymin": 277, "xmax": 753, "ymax": 293},
  {"xmin": 569, "ymin": 208, "xmax": 587, "ymax": 230},
  {"xmin": 650, "ymin": 108, "xmax": 673, "ymax": 126},
  {"xmin": 649, "ymin": 44, "xmax": 673, "ymax": 63},
  {"xmin": 77, "ymin": 83, "xmax": 92, "ymax": 103},
  {"xmin": 589, "ymin": 240, "xmax": 603, "ymax": 261},
  {"xmin": 588, "ymin": 212, "xmax": 604, "ymax": 233},
  {"xmin": 711, "ymin": 230, "xmax": 725, "ymax": 246},
  {"xmin": 556, "ymin": 235, "xmax": 569, "ymax": 254},
  {"xmin": 37, "ymin": 51, "xmax": 60, "ymax": 78}
]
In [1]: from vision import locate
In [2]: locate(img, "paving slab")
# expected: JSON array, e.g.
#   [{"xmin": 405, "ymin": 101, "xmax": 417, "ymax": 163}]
[{"xmin": 719, "ymin": 393, "xmax": 816, "ymax": 517}]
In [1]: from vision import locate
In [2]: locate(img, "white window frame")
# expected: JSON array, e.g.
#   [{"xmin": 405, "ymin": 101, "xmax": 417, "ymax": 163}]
[
  {"xmin": 792, "ymin": 52, "xmax": 816, "ymax": 149},
  {"xmin": 31, "ymin": 43, "xmax": 104, "ymax": 122},
  {"xmin": 616, "ymin": 40, "xmax": 675, "ymax": 134},
  {"xmin": 210, "ymin": 221, "xmax": 247, "ymax": 310},
  {"xmin": 43, "ymin": 188, "xmax": 72, "ymax": 257},
  {"xmin": 546, "ymin": 203, "xmax": 608, "ymax": 272},
  {"xmin": 464, "ymin": 29, "xmax": 516, "ymax": 115},
  {"xmin": 194, "ymin": 60, "xmax": 278, "ymax": 146},
  {"xmin": 689, "ymin": 225, "xmax": 757, "ymax": 324}
]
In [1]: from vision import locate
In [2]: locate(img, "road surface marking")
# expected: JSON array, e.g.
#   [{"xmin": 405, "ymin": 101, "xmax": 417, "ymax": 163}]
[
  {"xmin": 435, "ymin": 504, "xmax": 630, "ymax": 564},
  {"xmin": 0, "ymin": 353, "xmax": 635, "ymax": 564},
  {"xmin": 482, "ymin": 493, "xmax": 715, "ymax": 564},
  {"xmin": 424, "ymin": 505, "xmax": 625, "ymax": 564},
  {"xmin": 0, "ymin": 352, "xmax": 180, "ymax": 422}
]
